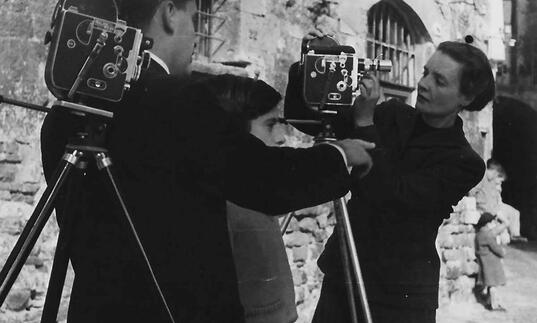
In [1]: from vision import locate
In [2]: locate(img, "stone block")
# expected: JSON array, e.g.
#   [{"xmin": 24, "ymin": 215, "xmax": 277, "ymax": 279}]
[
  {"xmin": 442, "ymin": 249, "xmax": 464, "ymax": 262},
  {"xmin": 298, "ymin": 217, "xmax": 318, "ymax": 233},
  {"xmin": 0, "ymin": 164, "xmax": 17, "ymax": 182},
  {"xmin": 452, "ymin": 234, "xmax": 466, "ymax": 247},
  {"xmin": 441, "ymin": 223, "xmax": 458, "ymax": 235},
  {"xmin": 0, "ymin": 141, "xmax": 21, "ymax": 163},
  {"xmin": 294, "ymin": 204, "xmax": 331, "ymax": 218},
  {"xmin": 0, "ymin": 216, "xmax": 24, "ymax": 235},
  {"xmin": 312, "ymin": 228, "xmax": 328, "ymax": 243},
  {"xmin": 317, "ymin": 212, "xmax": 328, "ymax": 229},
  {"xmin": 461, "ymin": 260, "xmax": 479, "ymax": 276},
  {"xmin": 293, "ymin": 245, "xmax": 309, "ymax": 263},
  {"xmin": 285, "ymin": 231, "xmax": 310, "ymax": 247},
  {"xmin": 286, "ymin": 216, "xmax": 299, "ymax": 233},
  {"xmin": 292, "ymin": 268, "xmax": 307, "ymax": 286},
  {"xmin": 460, "ymin": 210, "xmax": 480, "ymax": 225},
  {"xmin": 5, "ymin": 288, "xmax": 31, "ymax": 311},
  {"xmin": 445, "ymin": 260, "xmax": 462, "ymax": 280},
  {"xmin": 309, "ymin": 242, "xmax": 323, "ymax": 260},
  {"xmin": 462, "ymin": 246, "xmax": 476, "ymax": 261},
  {"xmin": 0, "ymin": 201, "xmax": 33, "ymax": 219}
]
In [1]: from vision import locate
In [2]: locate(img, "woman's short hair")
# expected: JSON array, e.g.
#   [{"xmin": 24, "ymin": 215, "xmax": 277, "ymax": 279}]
[
  {"xmin": 203, "ymin": 74, "xmax": 282, "ymax": 130},
  {"xmin": 437, "ymin": 41, "xmax": 495, "ymax": 112}
]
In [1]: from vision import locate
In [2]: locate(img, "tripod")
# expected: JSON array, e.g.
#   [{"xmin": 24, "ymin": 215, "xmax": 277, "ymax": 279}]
[
  {"xmin": 0, "ymin": 100, "xmax": 176, "ymax": 323},
  {"xmin": 280, "ymin": 118, "xmax": 373, "ymax": 323}
]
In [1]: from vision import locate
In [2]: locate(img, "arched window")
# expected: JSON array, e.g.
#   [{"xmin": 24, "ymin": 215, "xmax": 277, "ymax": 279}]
[{"xmin": 367, "ymin": 1, "xmax": 416, "ymax": 99}]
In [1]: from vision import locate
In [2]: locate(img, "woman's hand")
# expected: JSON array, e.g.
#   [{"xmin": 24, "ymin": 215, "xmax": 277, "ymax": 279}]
[
  {"xmin": 353, "ymin": 74, "xmax": 380, "ymax": 127},
  {"xmin": 301, "ymin": 29, "xmax": 332, "ymax": 53}
]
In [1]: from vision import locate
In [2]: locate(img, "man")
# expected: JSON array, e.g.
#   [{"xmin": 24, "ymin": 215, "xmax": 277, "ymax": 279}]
[{"xmin": 40, "ymin": 1, "xmax": 374, "ymax": 322}]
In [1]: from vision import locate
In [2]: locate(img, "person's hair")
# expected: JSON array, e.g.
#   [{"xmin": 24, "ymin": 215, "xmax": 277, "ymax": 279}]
[
  {"xmin": 476, "ymin": 212, "xmax": 495, "ymax": 230},
  {"xmin": 437, "ymin": 41, "xmax": 495, "ymax": 112},
  {"xmin": 486, "ymin": 158, "xmax": 507, "ymax": 179},
  {"xmin": 117, "ymin": 0, "xmax": 188, "ymax": 28},
  {"xmin": 203, "ymin": 74, "xmax": 282, "ymax": 131}
]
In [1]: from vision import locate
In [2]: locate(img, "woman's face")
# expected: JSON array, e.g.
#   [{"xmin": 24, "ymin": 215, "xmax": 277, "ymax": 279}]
[
  {"xmin": 249, "ymin": 107, "xmax": 286, "ymax": 147},
  {"xmin": 415, "ymin": 51, "xmax": 473, "ymax": 128}
]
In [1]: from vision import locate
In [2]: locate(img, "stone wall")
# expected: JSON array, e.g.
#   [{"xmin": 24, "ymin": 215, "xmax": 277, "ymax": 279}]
[
  {"xmin": 0, "ymin": 0, "xmax": 70, "ymax": 322},
  {"xmin": 437, "ymin": 197, "xmax": 482, "ymax": 307}
]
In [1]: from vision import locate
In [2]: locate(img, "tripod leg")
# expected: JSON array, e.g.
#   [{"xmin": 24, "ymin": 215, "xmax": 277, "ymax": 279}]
[
  {"xmin": 41, "ymin": 185, "xmax": 79, "ymax": 323},
  {"xmin": 280, "ymin": 212, "xmax": 294, "ymax": 235},
  {"xmin": 334, "ymin": 201, "xmax": 359, "ymax": 323},
  {"xmin": 95, "ymin": 152, "xmax": 176, "ymax": 323},
  {"xmin": 0, "ymin": 151, "xmax": 80, "ymax": 306},
  {"xmin": 334, "ymin": 197, "xmax": 373, "ymax": 323}
]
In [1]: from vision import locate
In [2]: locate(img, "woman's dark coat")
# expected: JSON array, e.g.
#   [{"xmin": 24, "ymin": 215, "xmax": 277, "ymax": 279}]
[
  {"xmin": 317, "ymin": 99, "xmax": 486, "ymax": 310},
  {"xmin": 476, "ymin": 227, "xmax": 506, "ymax": 286}
]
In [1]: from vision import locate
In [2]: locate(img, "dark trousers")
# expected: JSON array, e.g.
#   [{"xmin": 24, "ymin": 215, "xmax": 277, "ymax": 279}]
[{"xmin": 313, "ymin": 278, "xmax": 436, "ymax": 323}]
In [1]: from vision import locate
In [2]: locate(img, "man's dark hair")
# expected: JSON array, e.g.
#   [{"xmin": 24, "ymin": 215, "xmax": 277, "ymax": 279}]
[
  {"xmin": 437, "ymin": 41, "xmax": 495, "ymax": 112},
  {"xmin": 117, "ymin": 0, "xmax": 189, "ymax": 28},
  {"xmin": 476, "ymin": 212, "xmax": 495, "ymax": 229},
  {"xmin": 203, "ymin": 74, "xmax": 282, "ymax": 131}
]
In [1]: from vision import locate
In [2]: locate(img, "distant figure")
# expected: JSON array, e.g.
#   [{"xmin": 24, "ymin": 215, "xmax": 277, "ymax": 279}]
[
  {"xmin": 475, "ymin": 212, "xmax": 508, "ymax": 311},
  {"xmin": 473, "ymin": 159, "xmax": 526, "ymax": 243}
]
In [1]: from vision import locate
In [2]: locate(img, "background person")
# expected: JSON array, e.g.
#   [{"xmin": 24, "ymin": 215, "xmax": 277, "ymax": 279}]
[
  {"xmin": 475, "ymin": 212, "xmax": 508, "ymax": 311},
  {"xmin": 472, "ymin": 159, "xmax": 526, "ymax": 244},
  {"xmin": 39, "ymin": 1, "xmax": 375, "ymax": 322},
  {"xmin": 286, "ymin": 34, "xmax": 494, "ymax": 323},
  {"xmin": 205, "ymin": 74, "xmax": 296, "ymax": 323}
]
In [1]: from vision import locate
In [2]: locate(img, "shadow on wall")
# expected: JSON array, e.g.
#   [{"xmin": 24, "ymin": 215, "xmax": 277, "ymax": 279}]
[{"xmin": 492, "ymin": 96, "xmax": 537, "ymax": 240}]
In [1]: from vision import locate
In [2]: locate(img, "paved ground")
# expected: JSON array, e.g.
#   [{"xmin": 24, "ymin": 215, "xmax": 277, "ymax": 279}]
[{"xmin": 437, "ymin": 241, "xmax": 537, "ymax": 323}]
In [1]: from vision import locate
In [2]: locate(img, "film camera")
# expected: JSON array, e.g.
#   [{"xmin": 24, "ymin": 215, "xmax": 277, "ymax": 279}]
[
  {"xmin": 45, "ymin": 0, "xmax": 152, "ymax": 103},
  {"xmin": 301, "ymin": 36, "xmax": 392, "ymax": 113},
  {"xmin": 285, "ymin": 36, "xmax": 392, "ymax": 138}
]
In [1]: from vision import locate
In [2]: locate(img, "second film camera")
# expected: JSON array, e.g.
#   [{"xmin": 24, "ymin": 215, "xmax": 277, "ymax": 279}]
[
  {"xmin": 301, "ymin": 36, "xmax": 392, "ymax": 113},
  {"xmin": 45, "ymin": 0, "xmax": 152, "ymax": 103}
]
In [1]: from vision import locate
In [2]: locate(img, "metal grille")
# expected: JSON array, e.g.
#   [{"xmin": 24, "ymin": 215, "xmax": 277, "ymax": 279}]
[
  {"xmin": 195, "ymin": 0, "xmax": 226, "ymax": 61},
  {"xmin": 366, "ymin": 1, "xmax": 416, "ymax": 89}
]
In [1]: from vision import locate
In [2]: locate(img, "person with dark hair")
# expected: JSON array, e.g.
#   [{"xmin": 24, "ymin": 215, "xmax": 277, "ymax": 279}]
[
  {"xmin": 205, "ymin": 74, "xmax": 296, "ymax": 323},
  {"xmin": 472, "ymin": 159, "xmax": 526, "ymax": 244},
  {"xmin": 286, "ymin": 33, "xmax": 493, "ymax": 323},
  {"xmin": 40, "ymin": 2, "xmax": 376, "ymax": 323},
  {"xmin": 475, "ymin": 212, "xmax": 508, "ymax": 311}
]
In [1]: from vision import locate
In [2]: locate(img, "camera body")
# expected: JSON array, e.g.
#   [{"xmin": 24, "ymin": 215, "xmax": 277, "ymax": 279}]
[
  {"xmin": 301, "ymin": 37, "xmax": 392, "ymax": 113},
  {"xmin": 45, "ymin": 0, "xmax": 149, "ymax": 102}
]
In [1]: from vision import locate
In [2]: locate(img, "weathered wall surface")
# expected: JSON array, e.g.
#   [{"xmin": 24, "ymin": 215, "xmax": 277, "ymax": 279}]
[
  {"xmin": 0, "ymin": 0, "xmax": 71, "ymax": 322},
  {"xmin": 0, "ymin": 1, "xmax": 497, "ymax": 322}
]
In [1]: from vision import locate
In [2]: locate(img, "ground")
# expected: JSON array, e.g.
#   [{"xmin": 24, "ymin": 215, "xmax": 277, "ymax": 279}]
[{"xmin": 437, "ymin": 241, "xmax": 537, "ymax": 323}]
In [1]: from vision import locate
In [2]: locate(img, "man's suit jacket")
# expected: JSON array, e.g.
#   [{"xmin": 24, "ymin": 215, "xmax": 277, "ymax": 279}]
[{"xmin": 40, "ymin": 62, "xmax": 351, "ymax": 323}]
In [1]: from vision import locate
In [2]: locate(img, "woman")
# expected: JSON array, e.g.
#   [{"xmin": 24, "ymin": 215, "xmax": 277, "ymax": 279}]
[
  {"xmin": 204, "ymin": 74, "xmax": 297, "ymax": 323},
  {"xmin": 286, "ymin": 39, "xmax": 494, "ymax": 323},
  {"xmin": 475, "ymin": 212, "xmax": 508, "ymax": 311}
]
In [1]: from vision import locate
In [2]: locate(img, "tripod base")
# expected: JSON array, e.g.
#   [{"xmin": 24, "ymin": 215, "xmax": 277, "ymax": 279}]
[{"xmin": 0, "ymin": 136, "xmax": 176, "ymax": 323}]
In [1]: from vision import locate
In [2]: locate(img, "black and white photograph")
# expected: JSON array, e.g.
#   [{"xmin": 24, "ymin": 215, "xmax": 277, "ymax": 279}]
[{"xmin": 1, "ymin": 0, "xmax": 537, "ymax": 322}]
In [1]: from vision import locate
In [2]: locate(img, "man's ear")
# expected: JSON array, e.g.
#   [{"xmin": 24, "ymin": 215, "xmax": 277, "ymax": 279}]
[{"xmin": 159, "ymin": 0, "xmax": 178, "ymax": 34}]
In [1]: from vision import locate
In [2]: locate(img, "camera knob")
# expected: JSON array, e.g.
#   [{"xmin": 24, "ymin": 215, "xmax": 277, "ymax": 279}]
[{"xmin": 44, "ymin": 31, "xmax": 53, "ymax": 45}]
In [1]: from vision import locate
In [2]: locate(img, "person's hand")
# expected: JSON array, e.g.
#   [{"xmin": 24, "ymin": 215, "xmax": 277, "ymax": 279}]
[
  {"xmin": 301, "ymin": 29, "xmax": 329, "ymax": 54},
  {"xmin": 332, "ymin": 139, "xmax": 375, "ymax": 177},
  {"xmin": 353, "ymin": 74, "xmax": 380, "ymax": 127}
]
